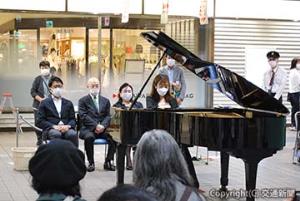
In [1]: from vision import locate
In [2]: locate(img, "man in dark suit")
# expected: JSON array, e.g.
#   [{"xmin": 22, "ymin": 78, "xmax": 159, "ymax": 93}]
[
  {"xmin": 37, "ymin": 76, "xmax": 78, "ymax": 147},
  {"xmin": 30, "ymin": 61, "xmax": 52, "ymax": 146},
  {"xmin": 78, "ymin": 77, "xmax": 116, "ymax": 172}
]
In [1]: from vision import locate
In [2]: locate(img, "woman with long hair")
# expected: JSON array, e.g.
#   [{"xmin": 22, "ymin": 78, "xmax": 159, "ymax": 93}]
[
  {"xmin": 288, "ymin": 58, "xmax": 300, "ymax": 130},
  {"xmin": 113, "ymin": 82, "xmax": 143, "ymax": 170},
  {"xmin": 146, "ymin": 74, "xmax": 178, "ymax": 109},
  {"xmin": 133, "ymin": 129, "xmax": 205, "ymax": 201}
]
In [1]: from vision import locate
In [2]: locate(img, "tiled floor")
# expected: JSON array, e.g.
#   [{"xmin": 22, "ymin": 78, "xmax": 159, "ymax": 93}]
[{"xmin": 0, "ymin": 129, "xmax": 299, "ymax": 201}]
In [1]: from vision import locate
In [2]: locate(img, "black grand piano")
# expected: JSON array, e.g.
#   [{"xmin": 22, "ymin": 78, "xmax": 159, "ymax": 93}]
[{"xmin": 114, "ymin": 31, "xmax": 289, "ymax": 201}]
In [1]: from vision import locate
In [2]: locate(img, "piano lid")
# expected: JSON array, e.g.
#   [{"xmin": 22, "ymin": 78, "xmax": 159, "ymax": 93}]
[{"xmin": 141, "ymin": 31, "xmax": 289, "ymax": 114}]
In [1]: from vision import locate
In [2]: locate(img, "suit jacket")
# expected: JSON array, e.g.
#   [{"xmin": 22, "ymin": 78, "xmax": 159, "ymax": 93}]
[
  {"xmin": 37, "ymin": 97, "xmax": 76, "ymax": 131},
  {"xmin": 78, "ymin": 94, "xmax": 111, "ymax": 138},
  {"xmin": 159, "ymin": 65, "xmax": 186, "ymax": 100},
  {"xmin": 30, "ymin": 75, "xmax": 51, "ymax": 109},
  {"xmin": 146, "ymin": 96, "xmax": 178, "ymax": 109}
]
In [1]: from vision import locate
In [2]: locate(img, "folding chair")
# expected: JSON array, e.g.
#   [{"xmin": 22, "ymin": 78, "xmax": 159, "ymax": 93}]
[{"xmin": 292, "ymin": 111, "xmax": 300, "ymax": 164}]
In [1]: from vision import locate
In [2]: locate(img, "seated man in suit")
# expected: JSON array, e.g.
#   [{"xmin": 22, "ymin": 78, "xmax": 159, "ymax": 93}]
[
  {"xmin": 37, "ymin": 76, "xmax": 78, "ymax": 147},
  {"xmin": 78, "ymin": 77, "xmax": 116, "ymax": 172}
]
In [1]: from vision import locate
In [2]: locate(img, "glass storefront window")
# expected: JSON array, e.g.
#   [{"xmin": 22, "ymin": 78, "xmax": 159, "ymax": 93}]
[
  {"xmin": 0, "ymin": 29, "xmax": 38, "ymax": 109},
  {"xmin": 40, "ymin": 27, "xmax": 87, "ymax": 105}
]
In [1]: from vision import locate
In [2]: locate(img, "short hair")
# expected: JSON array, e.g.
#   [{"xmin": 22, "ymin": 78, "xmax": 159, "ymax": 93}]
[
  {"xmin": 97, "ymin": 184, "xmax": 158, "ymax": 201},
  {"xmin": 39, "ymin": 61, "xmax": 50, "ymax": 68},
  {"xmin": 290, "ymin": 58, "xmax": 300, "ymax": 69},
  {"xmin": 87, "ymin": 77, "xmax": 100, "ymax": 85},
  {"xmin": 48, "ymin": 76, "xmax": 63, "ymax": 87},
  {"xmin": 133, "ymin": 129, "xmax": 194, "ymax": 201}
]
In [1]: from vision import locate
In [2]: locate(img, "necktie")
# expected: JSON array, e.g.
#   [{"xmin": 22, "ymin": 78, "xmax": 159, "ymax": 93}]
[
  {"xmin": 269, "ymin": 71, "xmax": 275, "ymax": 87},
  {"xmin": 93, "ymin": 96, "xmax": 99, "ymax": 111}
]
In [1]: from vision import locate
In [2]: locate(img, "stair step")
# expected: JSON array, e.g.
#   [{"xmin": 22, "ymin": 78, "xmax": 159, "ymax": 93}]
[{"xmin": 0, "ymin": 113, "xmax": 34, "ymax": 128}]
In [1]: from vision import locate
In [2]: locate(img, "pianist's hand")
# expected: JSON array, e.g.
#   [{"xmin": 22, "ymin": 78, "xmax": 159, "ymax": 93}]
[{"xmin": 176, "ymin": 98, "xmax": 182, "ymax": 105}]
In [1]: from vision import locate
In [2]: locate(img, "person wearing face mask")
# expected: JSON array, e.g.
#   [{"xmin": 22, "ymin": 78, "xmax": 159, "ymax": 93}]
[
  {"xmin": 113, "ymin": 83, "xmax": 143, "ymax": 170},
  {"xmin": 287, "ymin": 58, "xmax": 300, "ymax": 131},
  {"xmin": 159, "ymin": 55, "xmax": 186, "ymax": 105},
  {"xmin": 30, "ymin": 61, "xmax": 52, "ymax": 146},
  {"xmin": 263, "ymin": 51, "xmax": 287, "ymax": 103},
  {"xmin": 146, "ymin": 74, "xmax": 178, "ymax": 109},
  {"xmin": 146, "ymin": 76, "xmax": 200, "ymax": 188},
  {"xmin": 78, "ymin": 77, "xmax": 116, "ymax": 172},
  {"xmin": 36, "ymin": 76, "xmax": 78, "ymax": 147}
]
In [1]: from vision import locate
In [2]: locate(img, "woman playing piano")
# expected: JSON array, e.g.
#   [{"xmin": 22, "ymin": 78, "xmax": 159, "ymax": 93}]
[
  {"xmin": 146, "ymin": 74, "xmax": 178, "ymax": 109},
  {"xmin": 113, "ymin": 83, "xmax": 143, "ymax": 170}
]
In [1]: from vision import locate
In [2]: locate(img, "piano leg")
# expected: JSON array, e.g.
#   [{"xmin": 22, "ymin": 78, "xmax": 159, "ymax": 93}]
[
  {"xmin": 181, "ymin": 145, "xmax": 200, "ymax": 188},
  {"xmin": 116, "ymin": 143, "xmax": 126, "ymax": 185},
  {"xmin": 244, "ymin": 159, "xmax": 259, "ymax": 201},
  {"xmin": 220, "ymin": 152, "xmax": 229, "ymax": 191}
]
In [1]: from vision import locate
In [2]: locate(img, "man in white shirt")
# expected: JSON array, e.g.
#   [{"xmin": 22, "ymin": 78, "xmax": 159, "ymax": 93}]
[
  {"xmin": 37, "ymin": 76, "xmax": 78, "ymax": 147},
  {"xmin": 263, "ymin": 51, "xmax": 287, "ymax": 103}
]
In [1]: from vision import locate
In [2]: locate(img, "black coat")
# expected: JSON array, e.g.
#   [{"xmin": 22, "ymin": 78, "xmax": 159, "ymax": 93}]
[
  {"xmin": 78, "ymin": 94, "xmax": 111, "ymax": 138},
  {"xmin": 37, "ymin": 97, "xmax": 76, "ymax": 131},
  {"xmin": 146, "ymin": 96, "xmax": 178, "ymax": 109},
  {"xmin": 30, "ymin": 75, "xmax": 51, "ymax": 109},
  {"xmin": 112, "ymin": 100, "xmax": 143, "ymax": 109}
]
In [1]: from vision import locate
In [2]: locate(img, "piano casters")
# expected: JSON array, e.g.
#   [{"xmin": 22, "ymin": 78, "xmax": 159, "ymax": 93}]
[
  {"xmin": 116, "ymin": 143, "xmax": 127, "ymax": 185},
  {"xmin": 220, "ymin": 152, "xmax": 229, "ymax": 192}
]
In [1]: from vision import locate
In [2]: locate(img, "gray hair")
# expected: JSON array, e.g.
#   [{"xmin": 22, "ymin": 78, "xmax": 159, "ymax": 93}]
[{"xmin": 133, "ymin": 129, "xmax": 193, "ymax": 201}]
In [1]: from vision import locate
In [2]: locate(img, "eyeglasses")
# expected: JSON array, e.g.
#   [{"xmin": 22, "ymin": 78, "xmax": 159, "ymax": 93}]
[{"xmin": 122, "ymin": 89, "xmax": 132, "ymax": 93}]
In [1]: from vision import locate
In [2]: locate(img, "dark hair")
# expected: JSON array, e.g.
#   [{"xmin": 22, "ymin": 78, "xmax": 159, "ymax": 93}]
[
  {"xmin": 150, "ymin": 74, "xmax": 173, "ymax": 103},
  {"xmin": 97, "ymin": 184, "xmax": 158, "ymax": 201},
  {"xmin": 39, "ymin": 61, "xmax": 50, "ymax": 68},
  {"xmin": 48, "ymin": 76, "xmax": 63, "ymax": 87},
  {"xmin": 32, "ymin": 178, "xmax": 81, "ymax": 197},
  {"xmin": 290, "ymin": 58, "xmax": 300, "ymax": 69},
  {"xmin": 118, "ymin": 83, "xmax": 134, "ymax": 102},
  {"xmin": 50, "ymin": 48, "xmax": 56, "ymax": 53}
]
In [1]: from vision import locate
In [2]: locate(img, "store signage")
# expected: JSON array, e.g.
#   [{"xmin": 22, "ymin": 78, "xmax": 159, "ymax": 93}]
[
  {"xmin": 199, "ymin": 0, "xmax": 208, "ymax": 25},
  {"xmin": 46, "ymin": 20, "xmax": 54, "ymax": 28},
  {"xmin": 103, "ymin": 17, "xmax": 110, "ymax": 26}
]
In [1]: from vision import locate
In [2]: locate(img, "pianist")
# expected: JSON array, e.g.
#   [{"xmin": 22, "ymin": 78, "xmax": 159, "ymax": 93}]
[
  {"xmin": 146, "ymin": 74, "xmax": 178, "ymax": 109},
  {"xmin": 113, "ymin": 82, "xmax": 143, "ymax": 170},
  {"xmin": 133, "ymin": 129, "xmax": 206, "ymax": 201}
]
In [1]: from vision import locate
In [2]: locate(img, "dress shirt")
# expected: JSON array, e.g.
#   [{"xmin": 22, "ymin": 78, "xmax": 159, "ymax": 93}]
[
  {"xmin": 52, "ymin": 96, "xmax": 62, "ymax": 117},
  {"xmin": 167, "ymin": 67, "xmax": 174, "ymax": 83},
  {"xmin": 263, "ymin": 66, "xmax": 287, "ymax": 100},
  {"xmin": 289, "ymin": 68, "xmax": 300, "ymax": 93}
]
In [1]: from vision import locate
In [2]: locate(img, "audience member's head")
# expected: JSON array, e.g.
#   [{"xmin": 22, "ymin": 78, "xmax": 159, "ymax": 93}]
[
  {"xmin": 48, "ymin": 76, "xmax": 63, "ymax": 98},
  {"xmin": 97, "ymin": 184, "xmax": 158, "ymax": 201},
  {"xmin": 87, "ymin": 77, "xmax": 100, "ymax": 97},
  {"xmin": 290, "ymin": 57, "xmax": 300, "ymax": 70},
  {"xmin": 29, "ymin": 139, "xmax": 86, "ymax": 197},
  {"xmin": 118, "ymin": 82, "xmax": 134, "ymax": 103},
  {"xmin": 133, "ymin": 129, "xmax": 193, "ymax": 201}
]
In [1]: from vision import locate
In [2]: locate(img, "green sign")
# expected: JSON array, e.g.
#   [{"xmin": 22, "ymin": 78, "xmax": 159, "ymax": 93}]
[{"xmin": 46, "ymin": 20, "xmax": 53, "ymax": 28}]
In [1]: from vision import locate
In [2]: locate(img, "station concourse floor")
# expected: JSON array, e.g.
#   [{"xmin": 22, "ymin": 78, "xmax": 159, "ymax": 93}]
[{"xmin": 0, "ymin": 129, "xmax": 299, "ymax": 201}]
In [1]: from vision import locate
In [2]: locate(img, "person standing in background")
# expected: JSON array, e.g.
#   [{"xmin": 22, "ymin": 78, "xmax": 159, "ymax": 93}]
[
  {"xmin": 288, "ymin": 58, "xmax": 300, "ymax": 131},
  {"xmin": 263, "ymin": 51, "xmax": 287, "ymax": 103},
  {"xmin": 159, "ymin": 55, "xmax": 186, "ymax": 105},
  {"xmin": 30, "ymin": 61, "xmax": 52, "ymax": 146}
]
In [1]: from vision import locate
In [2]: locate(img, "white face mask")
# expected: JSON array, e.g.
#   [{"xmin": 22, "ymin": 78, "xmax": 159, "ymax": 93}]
[
  {"xmin": 296, "ymin": 64, "xmax": 300, "ymax": 70},
  {"xmin": 51, "ymin": 88, "xmax": 62, "ymax": 98},
  {"xmin": 157, "ymin": 87, "xmax": 168, "ymax": 96},
  {"xmin": 90, "ymin": 88, "xmax": 100, "ymax": 97},
  {"xmin": 269, "ymin": 60, "xmax": 277, "ymax": 69},
  {"xmin": 41, "ymin": 68, "xmax": 50, "ymax": 76},
  {"xmin": 121, "ymin": 92, "xmax": 132, "ymax": 101},
  {"xmin": 166, "ymin": 58, "xmax": 176, "ymax": 67}
]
